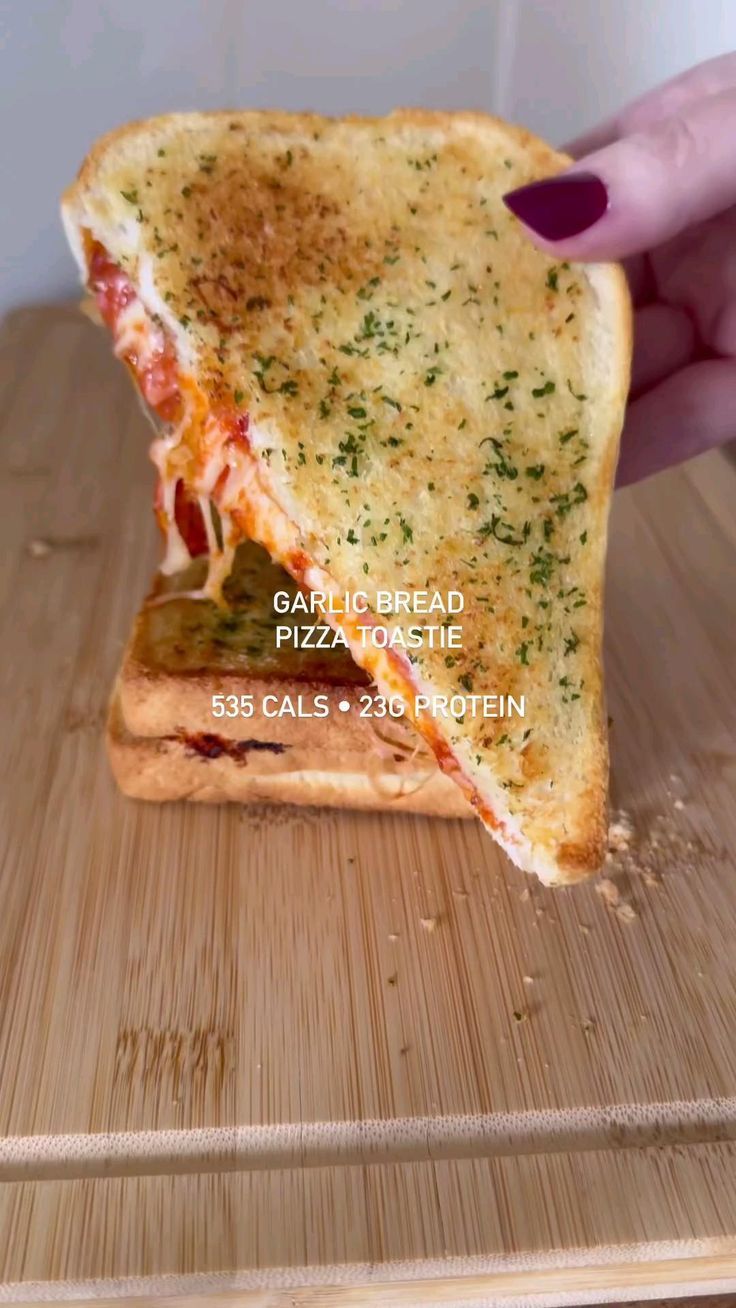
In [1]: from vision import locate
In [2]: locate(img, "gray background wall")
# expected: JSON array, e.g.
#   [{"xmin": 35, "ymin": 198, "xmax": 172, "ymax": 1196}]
[{"xmin": 1, "ymin": 0, "xmax": 735, "ymax": 317}]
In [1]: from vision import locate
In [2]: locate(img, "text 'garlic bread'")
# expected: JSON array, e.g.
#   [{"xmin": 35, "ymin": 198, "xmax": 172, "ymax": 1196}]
[{"xmin": 62, "ymin": 109, "xmax": 631, "ymax": 883}]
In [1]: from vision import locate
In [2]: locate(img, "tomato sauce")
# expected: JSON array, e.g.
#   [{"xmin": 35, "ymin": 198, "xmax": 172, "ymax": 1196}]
[{"xmin": 87, "ymin": 240, "xmax": 181, "ymax": 422}]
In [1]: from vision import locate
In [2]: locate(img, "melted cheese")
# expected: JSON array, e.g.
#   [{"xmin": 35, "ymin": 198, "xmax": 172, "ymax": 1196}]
[
  {"xmin": 113, "ymin": 299, "xmax": 164, "ymax": 365},
  {"xmin": 157, "ymin": 467, "xmax": 192, "ymax": 575}
]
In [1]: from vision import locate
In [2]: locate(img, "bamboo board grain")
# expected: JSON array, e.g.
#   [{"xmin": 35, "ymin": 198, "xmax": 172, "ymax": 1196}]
[{"xmin": 0, "ymin": 304, "xmax": 735, "ymax": 1302}]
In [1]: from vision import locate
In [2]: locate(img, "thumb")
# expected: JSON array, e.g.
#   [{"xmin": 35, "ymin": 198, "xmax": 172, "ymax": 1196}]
[{"xmin": 503, "ymin": 89, "xmax": 736, "ymax": 261}]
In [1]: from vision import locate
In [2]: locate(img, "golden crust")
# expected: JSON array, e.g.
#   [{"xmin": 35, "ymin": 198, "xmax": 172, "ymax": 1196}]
[{"xmin": 64, "ymin": 109, "xmax": 631, "ymax": 883}]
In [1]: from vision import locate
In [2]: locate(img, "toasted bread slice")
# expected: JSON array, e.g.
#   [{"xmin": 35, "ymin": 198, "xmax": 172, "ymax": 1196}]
[
  {"xmin": 63, "ymin": 110, "xmax": 631, "ymax": 883},
  {"xmin": 108, "ymin": 693, "xmax": 469, "ymax": 816},
  {"xmin": 111, "ymin": 541, "xmax": 468, "ymax": 817}
]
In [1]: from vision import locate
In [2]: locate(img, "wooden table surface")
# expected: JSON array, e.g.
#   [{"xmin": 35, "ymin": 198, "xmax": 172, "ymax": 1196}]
[{"xmin": 1, "ymin": 304, "xmax": 736, "ymax": 1305}]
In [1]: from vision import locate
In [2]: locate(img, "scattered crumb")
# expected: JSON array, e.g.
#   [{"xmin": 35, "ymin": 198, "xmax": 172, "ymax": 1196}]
[
  {"xmin": 523, "ymin": 974, "xmax": 534, "ymax": 985},
  {"xmin": 578, "ymin": 923, "xmax": 591, "ymax": 935},
  {"xmin": 419, "ymin": 916, "xmax": 438, "ymax": 933},
  {"xmin": 519, "ymin": 888, "xmax": 531, "ymax": 902},
  {"xmin": 28, "ymin": 538, "xmax": 51, "ymax": 558},
  {"xmin": 452, "ymin": 888, "xmax": 469, "ymax": 899},
  {"xmin": 512, "ymin": 1009, "xmax": 528, "ymax": 1024},
  {"xmin": 387, "ymin": 973, "xmax": 398, "ymax": 987},
  {"xmin": 603, "ymin": 801, "xmax": 704, "ymax": 897},
  {"xmin": 608, "ymin": 810, "xmax": 634, "ymax": 852},
  {"xmin": 387, "ymin": 932, "xmax": 399, "ymax": 942},
  {"xmin": 581, "ymin": 1018, "xmax": 596, "ymax": 1034},
  {"xmin": 596, "ymin": 877, "xmax": 637, "ymax": 922},
  {"xmin": 617, "ymin": 902, "xmax": 637, "ymax": 923},
  {"xmin": 399, "ymin": 1044, "xmax": 410, "ymax": 1055},
  {"xmin": 597, "ymin": 877, "xmax": 621, "ymax": 908}
]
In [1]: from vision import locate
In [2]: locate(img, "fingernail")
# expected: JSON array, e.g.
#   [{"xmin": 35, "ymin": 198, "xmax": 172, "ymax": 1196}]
[{"xmin": 502, "ymin": 171, "xmax": 609, "ymax": 241}]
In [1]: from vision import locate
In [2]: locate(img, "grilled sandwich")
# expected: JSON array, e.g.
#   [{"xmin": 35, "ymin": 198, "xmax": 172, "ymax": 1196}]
[{"xmin": 62, "ymin": 109, "xmax": 631, "ymax": 883}]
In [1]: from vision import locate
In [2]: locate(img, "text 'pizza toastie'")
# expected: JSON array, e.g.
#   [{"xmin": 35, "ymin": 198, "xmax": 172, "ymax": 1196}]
[{"xmin": 62, "ymin": 109, "xmax": 631, "ymax": 884}]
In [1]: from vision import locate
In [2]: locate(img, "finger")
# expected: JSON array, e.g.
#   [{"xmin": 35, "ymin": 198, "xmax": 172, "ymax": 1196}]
[
  {"xmin": 648, "ymin": 205, "xmax": 736, "ymax": 352},
  {"xmin": 504, "ymin": 89, "xmax": 736, "ymax": 260},
  {"xmin": 564, "ymin": 119, "xmax": 621, "ymax": 160},
  {"xmin": 630, "ymin": 303, "xmax": 695, "ymax": 396},
  {"xmin": 564, "ymin": 50, "xmax": 736, "ymax": 157},
  {"xmin": 616, "ymin": 358, "xmax": 736, "ymax": 486},
  {"xmin": 624, "ymin": 253, "xmax": 654, "ymax": 306}
]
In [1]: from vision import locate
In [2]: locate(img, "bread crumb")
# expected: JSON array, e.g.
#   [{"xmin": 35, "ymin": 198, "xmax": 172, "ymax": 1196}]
[
  {"xmin": 28, "ymin": 538, "xmax": 51, "ymax": 558},
  {"xmin": 387, "ymin": 932, "xmax": 399, "ymax": 942},
  {"xmin": 597, "ymin": 877, "xmax": 637, "ymax": 922},
  {"xmin": 608, "ymin": 811, "xmax": 634, "ymax": 852},
  {"xmin": 597, "ymin": 877, "xmax": 621, "ymax": 907},
  {"xmin": 419, "ymin": 916, "xmax": 438, "ymax": 933},
  {"xmin": 602, "ymin": 798, "xmax": 703, "ymax": 894},
  {"xmin": 523, "ymin": 974, "xmax": 534, "ymax": 985}
]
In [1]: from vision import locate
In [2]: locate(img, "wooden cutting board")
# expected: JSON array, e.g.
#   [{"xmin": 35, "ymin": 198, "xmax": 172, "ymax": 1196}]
[{"xmin": 1, "ymin": 304, "xmax": 736, "ymax": 1305}]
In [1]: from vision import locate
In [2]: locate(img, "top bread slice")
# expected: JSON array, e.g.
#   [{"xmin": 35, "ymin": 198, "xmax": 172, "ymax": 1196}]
[{"xmin": 62, "ymin": 109, "xmax": 631, "ymax": 884}]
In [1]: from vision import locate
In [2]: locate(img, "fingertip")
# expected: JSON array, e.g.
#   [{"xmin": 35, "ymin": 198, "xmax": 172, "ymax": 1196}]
[
  {"xmin": 616, "ymin": 360, "xmax": 736, "ymax": 485},
  {"xmin": 502, "ymin": 172, "xmax": 610, "ymax": 245}
]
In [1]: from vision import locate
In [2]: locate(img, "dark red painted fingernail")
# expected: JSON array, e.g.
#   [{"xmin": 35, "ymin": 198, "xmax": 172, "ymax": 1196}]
[{"xmin": 502, "ymin": 171, "xmax": 609, "ymax": 241}]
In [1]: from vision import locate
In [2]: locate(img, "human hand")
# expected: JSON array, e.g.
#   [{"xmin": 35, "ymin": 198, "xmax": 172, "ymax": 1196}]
[{"xmin": 502, "ymin": 53, "xmax": 736, "ymax": 486}]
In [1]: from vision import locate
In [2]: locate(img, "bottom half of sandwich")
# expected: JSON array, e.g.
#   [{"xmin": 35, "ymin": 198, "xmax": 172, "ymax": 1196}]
[{"xmin": 109, "ymin": 539, "xmax": 471, "ymax": 818}]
